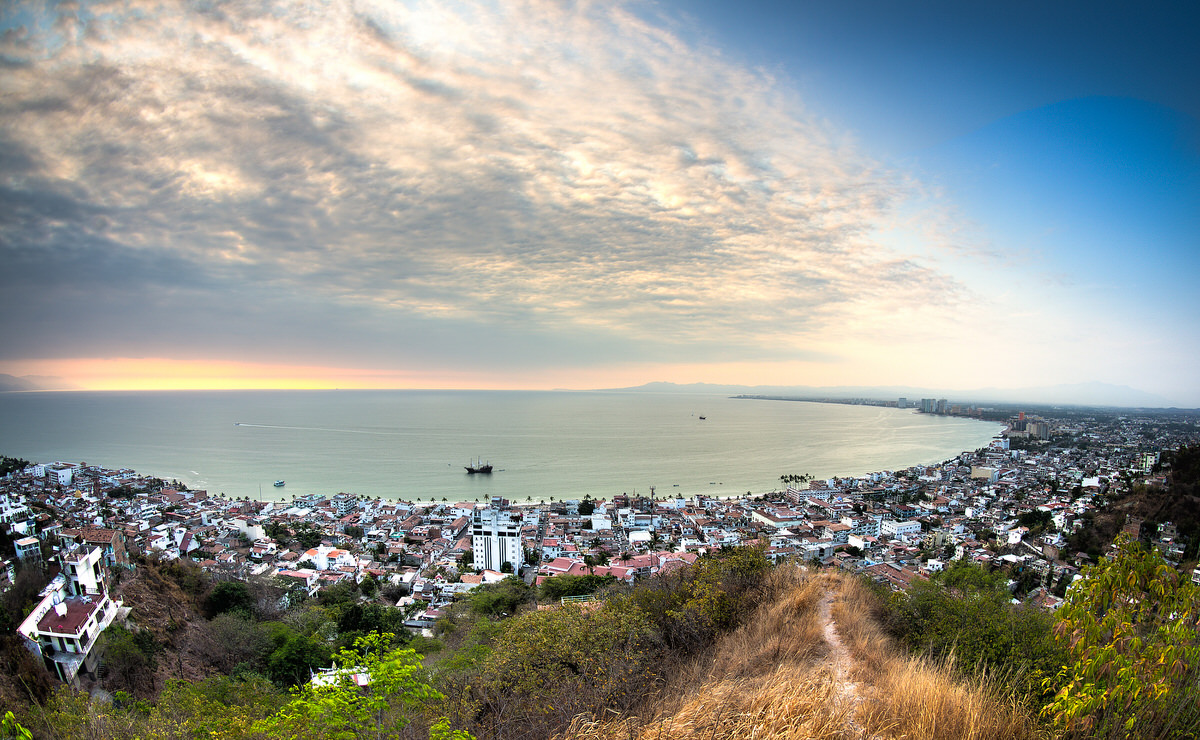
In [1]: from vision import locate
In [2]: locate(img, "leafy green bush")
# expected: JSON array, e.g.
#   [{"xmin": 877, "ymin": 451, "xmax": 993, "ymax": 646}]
[
  {"xmin": 539, "ymin": 574, "xmax": 616, "ymax": 601},
  {"xmin": 613, "ymin": 545, "xmax": 773, "ymax": 652},
  {"xmin": 438, "ymin": 602, "xmax": 657, "ymax": 738},
  {"xmin": 1043, "ymin": 536, "xmax": 1200, "ymax": 738},
  {"xmin": 259, "ymin": 633, "xmax": 466, "ymax": 740},
  {"xmin": 434, "ymin": 546, "xmax": 772, "ymax": 739},
  {"xmin": 465, "ymin": 577, "xmax": 532, "ymax": 617}
]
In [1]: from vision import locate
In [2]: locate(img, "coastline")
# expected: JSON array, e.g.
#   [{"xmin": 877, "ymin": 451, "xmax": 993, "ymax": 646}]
[{"xmin": 0, "ymin": 389, "xmax": 1003, "ymax": 504}]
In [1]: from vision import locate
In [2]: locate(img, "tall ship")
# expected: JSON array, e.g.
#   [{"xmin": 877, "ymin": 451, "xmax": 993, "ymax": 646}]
[{"xmin": 465, "ymin": 460, "xmax": 493, "ymax": 474}]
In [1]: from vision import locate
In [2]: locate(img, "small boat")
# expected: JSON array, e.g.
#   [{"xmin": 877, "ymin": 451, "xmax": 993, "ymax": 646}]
[
  {"xmin": 465, "ymin": 460, "xmax": 493, "ymax": 474},
  {"xmin": 699, "ymin": 416, "xmax": 706, "ymax": 420},
  {"xmin": 273, "ymin": 480, "xmax": 285, "ymax": 487}
]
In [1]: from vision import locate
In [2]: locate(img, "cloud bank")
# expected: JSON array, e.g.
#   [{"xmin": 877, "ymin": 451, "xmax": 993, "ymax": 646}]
[{"xmin": 0, "ymin": 0, "xmax": 961, "ymax": 378}]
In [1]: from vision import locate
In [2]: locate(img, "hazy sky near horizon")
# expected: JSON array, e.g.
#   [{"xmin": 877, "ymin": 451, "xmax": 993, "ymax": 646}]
[{"xmin": 1, "ymin": 0, "xmax": 1197, "ymax": 403}]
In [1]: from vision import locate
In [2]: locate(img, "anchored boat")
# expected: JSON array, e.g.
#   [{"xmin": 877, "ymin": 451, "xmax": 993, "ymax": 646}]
[{"xmin": 465, "ymin": 460, "xmax": 493, "ymax": 474}]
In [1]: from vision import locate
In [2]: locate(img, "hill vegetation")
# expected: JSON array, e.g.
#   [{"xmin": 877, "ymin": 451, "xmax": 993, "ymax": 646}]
[{"xmin": 4, "ymin": 534, "xmax": 1198, "ymax": 740}]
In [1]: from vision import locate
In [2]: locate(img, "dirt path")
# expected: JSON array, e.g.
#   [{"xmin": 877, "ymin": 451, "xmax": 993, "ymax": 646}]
[
  {"xmin": 819, "ymin": 589, "xmax": 874, "ymax": 739},
  {"xmin": 819, "ymin": 592, "xmax": 852, "ymax": 681}
]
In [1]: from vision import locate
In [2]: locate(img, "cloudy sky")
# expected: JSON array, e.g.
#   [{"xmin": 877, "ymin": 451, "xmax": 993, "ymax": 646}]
[{"xmin": 1, "ymin": 0, "xmax": 1197, "ymax": 404}]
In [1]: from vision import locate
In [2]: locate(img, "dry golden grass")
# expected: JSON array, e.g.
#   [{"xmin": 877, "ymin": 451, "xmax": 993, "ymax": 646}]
[
  {"xmin": 560, "ymin": 667, "xmax": 856, "ymax": 740},
  {"xmin": 829, "ymin": 572, "xmax": 1044, "ymax": 740},
  {"xmin": 705, "ymin": 566, "xmax": 830, "ymax": 680},
  {"xmin": 855, "ymin": 653, "xmax": 1042, "ymax": 740},
  {"xmin": 556, "ymin": 567, "xmax": 1046, "ymax": 740}
]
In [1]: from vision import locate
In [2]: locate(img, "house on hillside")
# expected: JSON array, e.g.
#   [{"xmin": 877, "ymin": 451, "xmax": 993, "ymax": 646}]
[{"xmin": 17, "ymin": 543, "xmax": 122, "ymax": 685}]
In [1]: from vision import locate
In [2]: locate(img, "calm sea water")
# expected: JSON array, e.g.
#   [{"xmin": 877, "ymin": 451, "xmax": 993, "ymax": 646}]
[{"xmin": 0, "ymin": 390, "xmax": 1002, "ymax": 503}]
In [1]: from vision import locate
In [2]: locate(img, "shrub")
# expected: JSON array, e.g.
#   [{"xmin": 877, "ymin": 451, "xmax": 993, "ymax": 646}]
[
  {"xmin": 1043, "ymin": 535, "xmax": 1200, "ymax": 738},
  {"xmin": 881, "ymin": 560, "xmax": 1065, "ymax": 705}
]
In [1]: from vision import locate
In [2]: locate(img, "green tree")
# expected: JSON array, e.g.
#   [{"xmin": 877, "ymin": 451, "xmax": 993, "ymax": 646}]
[
  {"xmin": 293, "ymin": 522, "xmax": 324, "ymax": 550},
  {"xmin": 98, "ymin": 625, "xmax": 157, "ymax": 696},
  {"xmin": 144, "ymin": 675, "xmax": 285, "ymax": 738},
  {"xmin": 878, "ymin": 560, "xmax": 1066, "ymax": 706},
  {"xmin": 0, "ymin": 456, "xmax": 30, "ymax": 477},
  {"xmin": 196, "ymin": 612, "xmax": 272, "ymax": 674},
  {"xmin": 540, "ymin": 574, "xmax": 616, "ymax": 601},
  {"xmin": 359, "ymin": 575, "xmax": 378, "ymax": 599},
  {"xmin": 258, "ymin": 632, "xmax": 469, "ymax": 740},
  {"xmin": 266, "ymin": 624, "xmax": 332, "ymax": 686},
  {"xmin": 467, "ymin": 578, "xmax": 531, "ymax": 617},
  {"xmin": 336, "ymin": 603, "xmax": 406, "ymax": 642},
  {"xmin": 205, "ymin": 580, "xmax": 255, "ymax": 618},
  {"xmin": 1043, "ymin": 535, "xmax": 1200, "ymax": 738}
]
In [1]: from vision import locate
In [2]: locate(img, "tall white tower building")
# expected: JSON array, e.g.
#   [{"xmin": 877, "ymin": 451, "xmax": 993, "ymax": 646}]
[{"xmin": 471, "ymin": 508, "xmax": 522, "ymax": 572}]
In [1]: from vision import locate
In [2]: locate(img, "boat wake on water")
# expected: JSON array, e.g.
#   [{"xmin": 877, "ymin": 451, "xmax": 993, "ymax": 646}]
[{"xmin": 233, "ymin": 423, "xmax": 408, "ymax": 436}]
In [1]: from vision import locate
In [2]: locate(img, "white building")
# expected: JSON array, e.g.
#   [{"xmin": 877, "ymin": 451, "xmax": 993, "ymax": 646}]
[
  {"xmin": 880, "ymin": 520, "xmax": 922, "ymax": 539},
  {"xmin": 471, "ymin": 508, "xmax": 522, "ymax": 572},
  {"xmin": 14, "ymin": 536, "xmax": 41, "ymax": 565},
  {"xmin": 300, "ymin": 545, "xmax": 358, "ymax": 571},
  {"xmin": 331, "ymin": 493, "xmax": 358, "ymax": 516},
  {"xmin": 45, "ymin": 464, "xmax": 75, "ymax": 487},
  {"xmin": 0, "ymin": 495, "xmax": 31, "ymax": 528},
  {"xmin": 18, "ymin": 544, "xmax": 121, "ymax": 685}
]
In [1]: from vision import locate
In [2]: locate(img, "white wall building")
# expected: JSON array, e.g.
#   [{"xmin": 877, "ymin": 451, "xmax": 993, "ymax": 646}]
[
  {"xmin": 18, "ymin": 544, "xmax": 121, "ymax": 685},
  {"xmin": 46, "ymin": 463, "xmax": 76, "ymax": 487},
  {"xmin": 880, "ymin": 520, "xmax": 922, "ymax": 539},
  {"xmin": 300, "ymin": 545, "xmax": 358, "ymax": 571},
  {"xmin": 471, "ymin": 508, "xmax": 522, "ymax": 572}
]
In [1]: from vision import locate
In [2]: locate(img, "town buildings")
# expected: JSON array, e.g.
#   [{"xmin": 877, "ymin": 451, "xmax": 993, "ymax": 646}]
[{"xmin": 2, "ymin": 407, "xmax": 1198, "ymax": 666}]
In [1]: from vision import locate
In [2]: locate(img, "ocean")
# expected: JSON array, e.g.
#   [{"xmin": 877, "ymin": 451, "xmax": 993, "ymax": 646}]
[{"xmin": 0, "ymin": 390, "xmax": 1003, "ymax": 503}]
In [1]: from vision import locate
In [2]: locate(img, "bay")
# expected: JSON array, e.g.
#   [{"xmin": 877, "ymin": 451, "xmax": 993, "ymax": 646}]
[{"xmin": 0, "ymin": 390, "xmax": 1003, "ymax": 503}]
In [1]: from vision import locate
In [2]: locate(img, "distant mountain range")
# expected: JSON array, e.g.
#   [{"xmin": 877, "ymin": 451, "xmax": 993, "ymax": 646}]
[
  {"xmin": 0, "ymin": 374, "xmax": 77, "ymax": 392},
  {"xmin": 599, "ymin": 381, "xmax": 1184, "ymax": 409}
]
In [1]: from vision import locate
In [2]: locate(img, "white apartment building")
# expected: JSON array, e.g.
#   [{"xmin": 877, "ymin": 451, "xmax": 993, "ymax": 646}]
[
  {"xmin": 46, "ymin": 464, "xmax": 76, "ymax": 487},
  {"xmin": 471, "ymin": 508, "xmax": 522, "ymax": 572},
  {"xmin": 18, "ymin": 544, "xmax": 121, "ymax": 685},
  {"xmin": 880, "ymin": 519, "xmax": 922, "ymax": 539},
  {"xmin": 0, "ymin": 495, "xmax": 31, "ymax": 528}
]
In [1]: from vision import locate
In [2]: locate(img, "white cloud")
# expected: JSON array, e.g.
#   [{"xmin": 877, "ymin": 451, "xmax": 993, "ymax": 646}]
[{"xmin": 0, "ymin": 0, "xmax": 964, "ymax": 372}]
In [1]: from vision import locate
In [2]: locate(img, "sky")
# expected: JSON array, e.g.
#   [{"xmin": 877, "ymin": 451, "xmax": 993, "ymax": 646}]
[{"xmin": 1, "ymin": 0, "xmax": 1197, "ymax": 404}]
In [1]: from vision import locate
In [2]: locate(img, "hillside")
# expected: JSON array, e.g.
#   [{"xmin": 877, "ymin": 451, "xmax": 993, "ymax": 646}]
[
  {"xmin": 558, "ymin": 569, "xmax": 1040, "ymax": 740},
  {"xmin": 8, "ymin": 542, "xmax": 1199, "ymax": 739},
  {"xmin": 1069, "ymin": 444, "xmax": 1200, "ymax": 561}
]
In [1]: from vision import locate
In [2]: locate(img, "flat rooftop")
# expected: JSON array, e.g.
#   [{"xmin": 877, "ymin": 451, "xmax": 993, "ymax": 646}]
[{"xmin": 36, "ymin": 596, "xmax": 102, "ymax": 636}]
